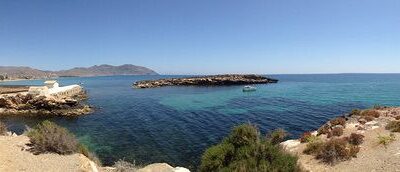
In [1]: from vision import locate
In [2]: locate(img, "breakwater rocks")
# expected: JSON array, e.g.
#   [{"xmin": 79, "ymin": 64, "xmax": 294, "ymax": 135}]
[
  {"xmin": 0, "ymin": 93, "xmax": 92, "ymax": 116},
  {"xmin": 133, "ymin": 74, "xmax": 278, "ymax": 88}
]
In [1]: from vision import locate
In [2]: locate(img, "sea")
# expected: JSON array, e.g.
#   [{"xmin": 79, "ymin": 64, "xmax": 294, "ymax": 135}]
[{"xmin": 1, "ymin": 74, "xmax": 400, "ymax": 169}]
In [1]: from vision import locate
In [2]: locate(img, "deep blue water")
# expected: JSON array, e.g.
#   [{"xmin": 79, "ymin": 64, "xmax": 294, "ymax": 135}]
[{"xmin": 1, "ymin": 74, "xmax": 400, "ymax": 169}]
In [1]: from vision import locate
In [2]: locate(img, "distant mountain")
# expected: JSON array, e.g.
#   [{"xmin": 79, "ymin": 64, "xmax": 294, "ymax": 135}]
[
  {"xmin": 0, "ymin": 64, "xmax": 158, "ymax": 80},
  {"xmin": 0, "ymin": 66, "xmax": 56, "ymax": 80},
  {"xmin": 56, "ymin": 64, "xmax": 158, "ymax": 77}
]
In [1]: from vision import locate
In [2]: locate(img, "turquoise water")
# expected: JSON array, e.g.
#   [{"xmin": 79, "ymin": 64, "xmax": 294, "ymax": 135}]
[{"xmin": 1, "ymin": 74, "xmax": 400, "ymax": 169}]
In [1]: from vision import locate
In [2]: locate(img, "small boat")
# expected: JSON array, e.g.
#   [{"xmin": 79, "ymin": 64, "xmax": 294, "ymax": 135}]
[{"xmin": 243, "ymin": 85, "xmax": 256, "ymax": 92}]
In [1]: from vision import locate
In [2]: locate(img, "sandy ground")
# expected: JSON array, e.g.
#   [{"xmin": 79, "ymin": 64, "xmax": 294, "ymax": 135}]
[
  {"xmin": 285, "ymin": 108, "xmax": 400, "ymax": 172},
  {"xmin": 0, "ymin": 135, "xmax": 96, "ymax": 172}
]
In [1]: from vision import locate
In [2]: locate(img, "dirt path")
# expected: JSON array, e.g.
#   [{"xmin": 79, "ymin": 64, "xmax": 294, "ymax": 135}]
[{"xmin": 0, "ymin": 135, "xmax": 95, "ymax": 172}]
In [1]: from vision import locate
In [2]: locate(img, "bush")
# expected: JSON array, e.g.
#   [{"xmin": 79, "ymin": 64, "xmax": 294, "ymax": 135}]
[
  {"xmin": 266, "ymin": 128, "xmax": 288, "ymax": 145},
  {"xmin": 27, "ymin": 120, "xmax": 79, "ymax": 155},
  {"xmin": 395, "ymin": 116, "xmax": 400, "ymax": 120},
  {"xmin": 330, "ymin": 117, "xmax": 346, "ymax": 127},
  {"xmin": 0, "ymin": 121, "xmax": 7, "ymax": 135},
  {"xmin": 200, "ymin": 124, "xmax": 300, "ymax": 172},
  {"xmin": 300, "ymin": 132, "xmax": 312, "ymax": 143},
  {"xmin": 349, "ymin": 109, "xmax": 361, "ymax": 116},
  {"xmin": 303, "ymin": 141, "xmax": 324, "ymax": 155},
  {"xmin": 317, "ymin": 124, "xmax": 330, "ymax": 136},
  {"xmin": 348, "ymin": 133, "xmax": 364, "ymax": 145},
  {"xmin": 316, "ymin": 138, "xmax": 359, "ymax": 165},
  {"xmin": 386, "ymin": 121, "xmax": 400, "ymax": 132},
  {"xmin": 328, "ymin": 127, "xmax": 343, "ymax": 138},
  {"xmin": 113, "ymin": 160, "xmax": 140, "ymax": 172},
  {"xmin": 378, "ymin": 133, "xmax": 396, "ymax": 148},
  {"xmin": 361, "ymin": 110, "xmax": 380, "ymax": 118}
]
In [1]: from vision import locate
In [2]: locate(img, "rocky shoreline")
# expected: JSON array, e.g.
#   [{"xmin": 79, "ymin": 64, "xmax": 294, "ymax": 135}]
[
  {"xmin": 133, "ymin": 74, "xmax": 278, "ymax": 88},
  {"xmin": 281, "ymin": 106, "xmax": 400, "ymax": 172},
  {"xmin": 0, "ymin": 92, "xmax": 92, "ymax": 116}
]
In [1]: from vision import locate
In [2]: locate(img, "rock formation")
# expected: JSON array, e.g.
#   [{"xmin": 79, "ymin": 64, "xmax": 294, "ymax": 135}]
[
  {"xmin": 0, "ymin": 92, "xmax": 92, "ymax": 116},
  {"xmin": 133, "ymin": 74, "xmax": 278, "ymax": 88}
]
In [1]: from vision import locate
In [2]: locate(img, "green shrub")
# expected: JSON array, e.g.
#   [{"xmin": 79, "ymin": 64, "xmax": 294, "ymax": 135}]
[
  {"xmin": 386, "ymin": 121, "xmax": 400, "ymax": 132},
  {"xmin": 200, "ymin": 124, "xmax": 300, "ymax": 172},
  {"xmin": 378, "ymin": 133, "xmax": 396, "ymax": 148},
  {"xmin": 348, "ymin": 133, "xmax": 364, "ymax": 145},
  {"xmin": 0, "ymin": 121, "xmax": 7, "ymax": 135},
  {"xmin": 299, "ymin": 132, "xmax": 312, "ymax": 143},
  {"xmin": 266, "ymin": 128, "xmax": 288, "ymax": 145},
  {"xmin": 316, "ymin": 138, "xmax": 359, "ymax": 165}
]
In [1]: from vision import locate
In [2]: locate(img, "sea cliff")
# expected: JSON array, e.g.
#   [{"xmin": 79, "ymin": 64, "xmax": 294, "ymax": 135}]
[{"xmin": 133, "ymin": 74, "xmax": 278, "ymax": 88}]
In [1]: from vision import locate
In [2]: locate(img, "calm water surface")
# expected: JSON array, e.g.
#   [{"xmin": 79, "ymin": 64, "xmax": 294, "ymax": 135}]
[{"xmin": 1, "ymin": 74, "xmax": 400, "ymax": 168}]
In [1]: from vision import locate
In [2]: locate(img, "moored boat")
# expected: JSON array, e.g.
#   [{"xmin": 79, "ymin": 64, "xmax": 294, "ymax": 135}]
[{"xmin": 243, "ymin": 85, "xmax": 256, "ymax": 92}]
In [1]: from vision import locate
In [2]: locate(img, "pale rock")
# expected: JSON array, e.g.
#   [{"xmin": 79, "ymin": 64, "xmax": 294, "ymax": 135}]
[
  {"xmin": 311, "ymin": 131, "xmax": 318, "ymax": 136},
  {"xmin": 173, "ymin": 167, "xmax": 191, "ymax": 172},
  {"xmin": 280, "ymin": 139, "xmax": 301, "ymax": 151},
  {"xmin": 365, "ymin": 121, "xmax": 378, "ymax": 126}
]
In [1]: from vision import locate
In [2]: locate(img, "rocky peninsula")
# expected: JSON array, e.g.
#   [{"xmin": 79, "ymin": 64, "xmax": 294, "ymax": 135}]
[
  {"xmin": 0, "ymin": 81, "xmax": 92, "ymax": 116},
  {"xmin": 133, "ymin": 74, "xmax": 278, "ymax": 88}
]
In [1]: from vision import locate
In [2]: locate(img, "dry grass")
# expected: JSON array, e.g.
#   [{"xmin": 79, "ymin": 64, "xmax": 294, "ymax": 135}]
[
  {"xmin": 303, "ymin": 141, "xmax": 324, "ymax": 155},
  {"xmin": 378, "ymin": 133, "xmax": 396, "ymax": 148},
  {"xmin": 318, "ymin": 125, "xmax": 330, "ymax": 136},
  {"xmin": 330, "ymin": 117, "xmax": 346, "ymax": 127},
  {"xmin": 328, "ymin": 127, "xmax": 344, "ymax": 138},
  {"xmin": 113, "ymin": 160, "xmax": 140, "ymax": 172},
  {"xmin": 361, "ymin": 110, "xmax": 380, "ymax": 118}
]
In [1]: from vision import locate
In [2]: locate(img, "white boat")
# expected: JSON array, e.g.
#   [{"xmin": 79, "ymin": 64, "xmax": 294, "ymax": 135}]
[{"xmin": 243, "ymin": 85, "xmax": 256, "ymax": 92}]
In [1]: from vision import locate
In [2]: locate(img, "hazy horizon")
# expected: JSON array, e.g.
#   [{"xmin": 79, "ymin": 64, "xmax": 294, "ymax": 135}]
[{"xmin": 1, "ymin": 0, "xmax": 399, "ymax": 75}]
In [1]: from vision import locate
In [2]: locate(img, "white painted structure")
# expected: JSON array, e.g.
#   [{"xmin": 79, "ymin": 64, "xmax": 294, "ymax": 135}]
[{"xmin": 28, "ymin": 80, "xmax": 83, "ymax": 98}]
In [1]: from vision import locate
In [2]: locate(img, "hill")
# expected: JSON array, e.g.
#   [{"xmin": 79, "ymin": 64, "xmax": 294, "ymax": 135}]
[
  {"xmin": 0, "ymin": 64, "xmax": 157, "ymax": 80},
  {"xmin": 56, "ymin": 64, "xmax": 158, "ymax": 77}
]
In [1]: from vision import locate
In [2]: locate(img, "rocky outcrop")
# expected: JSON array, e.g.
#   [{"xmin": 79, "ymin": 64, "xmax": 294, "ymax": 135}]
[
  {"xmin": 133, "ymin": 74, "xmax": 278, "ymax": 88},
  {"xmin": 0, "ymin": 93, "xmax": 92, "ymax": 116}
]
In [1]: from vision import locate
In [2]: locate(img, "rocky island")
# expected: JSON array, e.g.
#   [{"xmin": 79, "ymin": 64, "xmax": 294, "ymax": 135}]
[{"xmin": 133, "ymin": 74, "xmax": 278, "ymax": 88}]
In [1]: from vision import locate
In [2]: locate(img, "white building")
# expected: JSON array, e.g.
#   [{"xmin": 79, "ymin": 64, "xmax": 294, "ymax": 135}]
[{"xmin": 28, "ymin": 80, "xmax": 83, "ymax": 99}]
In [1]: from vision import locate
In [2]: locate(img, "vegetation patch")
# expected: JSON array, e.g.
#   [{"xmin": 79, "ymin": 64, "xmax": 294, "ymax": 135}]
[
  {"xmin": 316, "ymin": 138, "xmax": 359, "ymax": 165},
  {"xmin": 361, "ymin": 110, "xmax": 380, "ymax": 118},
  {"xmin": 330, "ymin": 127, "xmax": 344, "ymax": 137},
  {"xmin": 385, "ymin": 121, "xmax": 400, "ymax": 132},
  {"xmin": 303, "ymin": 141, "xmax": 324, "ymax": 155},
  {"xmin": 113, "ymin": 160, "xmax": 140, "ymax": 172},
  {"xmin": 200, "ymin": 124, "xmax": 300, "ymax": 172},
  {"xmin": 349, "ymin": 109, "xmax": 361, "ymax": 116},
  {"xmin": 330, "ymin": 117, "xmax": 346, "ymax": 127},
  {"xmin": 27, "ymin": 120, "xmax": 99, "ymax": 163},
  {"xmin": 348, "ymin": 133, "xmax": 364, "ymax": 145},
  {"xmin": 317, "ymin": 124, "xmax": 331, "ymax": 136},
  {"xmin": 378, "ymin": 133, "xmax": 396, "ymax": 148}
]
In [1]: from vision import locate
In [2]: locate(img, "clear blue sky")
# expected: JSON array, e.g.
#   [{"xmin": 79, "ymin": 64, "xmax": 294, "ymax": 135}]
[{"xmin": 1, "ymin": 0, "xmax": 399, "ymax": 74}]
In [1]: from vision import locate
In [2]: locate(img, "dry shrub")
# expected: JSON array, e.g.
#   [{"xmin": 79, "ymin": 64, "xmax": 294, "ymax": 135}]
[
  {"xmin": 316, "ymin": 138, "xmax": 359, "ymax": 165},
  {"xmin": 348, "ymin": 133, "xmax": 364, "ymax": 145},
  {"xmin": 364, "ymin": 116, "xmax": 374, "ymax": 122},
  {"xmin": 330, "ymin": 117, "xmax": 346, "ymax": 127},
  {"xmin": 27, "ymin": 120, "xmax": 79, "ymax": 155},
  {"xmin": 303, "ymin": 141, "xmax": 324, "ymax": 155},
  {"xmin": 328, "ymin": 127, "xmax": 343, "ymax": 138},
  {"xmin": 300, "ymin": 132, "xmax": 312, "ymax": 143},
  {"xmin": 395, "ymin": 116, "xmax": 400, "ymax": 120},
  {"xmin": 266, "ymin": 128, "xmax": 289, "ymax": 145},
  {"xmin": 385, "ymin": 121, "xmax": 400, "ymax": 132},
  {"xmin": 361, "ymin": 110, "xmax": 380, "ymax": 118},
  {"xmin": 317, "ymin": 125, "xmax": 330, "ymax": 136},
  {"xmin": 113, "ymin": 160, "xmax": 140, "ymax": 172},
  {"xmin": 0, "ymin": 121, "xmax": 7, "ymax": 135},
  {"xmin": 349, "ymin": 109, "xmax": 361, "ymax": 116}
]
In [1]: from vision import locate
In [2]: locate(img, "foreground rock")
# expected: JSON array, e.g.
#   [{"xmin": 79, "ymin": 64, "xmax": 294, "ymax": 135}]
[
  {"xmin": 0, "ymin": 93, "xmax": 92, "ymax": 116},
  {"xmin": 133, "ymin": 74, "xmax": 278, "ymax": 88}
]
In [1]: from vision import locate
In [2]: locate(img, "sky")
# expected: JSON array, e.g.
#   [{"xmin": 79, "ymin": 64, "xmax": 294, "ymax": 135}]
[{"xmin": 0, "ymin": 0, "xmax": 399, "ymax": 75}]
